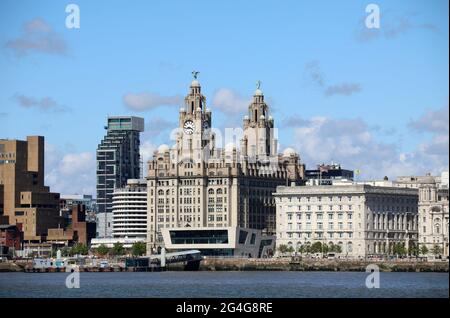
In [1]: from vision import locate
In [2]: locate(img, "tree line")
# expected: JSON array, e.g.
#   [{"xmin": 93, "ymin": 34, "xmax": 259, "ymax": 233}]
[
  {"xmin": 53, "ymin": 242, "xmax": 147, "ymax": 258},
  {"xmin": 277, "ymin": 242, "xmax": 444, "ymax": 257}
]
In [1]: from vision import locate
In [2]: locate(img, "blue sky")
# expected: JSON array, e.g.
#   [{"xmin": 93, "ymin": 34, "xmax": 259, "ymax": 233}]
[{"xmin": 0, "ymin": 0, "xmax": 448, "ymax": 195}]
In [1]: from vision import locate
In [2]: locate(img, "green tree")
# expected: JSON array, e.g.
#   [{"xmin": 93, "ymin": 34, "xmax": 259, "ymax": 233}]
[
  {"xmin": 310, "ymin": 242, "xmax": 322, "ymax": 253},
  {"xmin": 287, "ymin": 246, "xmax": 295, "ymax": 254},
  {"xmin": 96, "ymin": 244, "xmax": 109, "ymax": 257},
  {"xmin": 328, "ymin": 243, "xmax": 335, "ymax": 253},
  {"xmin": 334, "ymin": 244, "xmax": 342, "ymax": 254},
  {"xmin": 277, "ymin": 244, "xmax": 288, "ymax": 254},
  {"xmin": 61, "ymin": 246, "xmax": 72, "ymax": 257},
  {"xmin": 408, "ymin": 245, "xmax": 419, "ymax": 257},
  {"xmin": 112, "ymin": 242, "xmax": 125, "ymax": 256},
  {"xmin": 304, "ymin": 244, "xmax": 311, "ymax": 254},
  {"xmin": 432, "ymin": 245, "xmax": 442, "ymax": 257},
  {"xmin": 322, "ymin": 244, "xmax": 329, "ymax": 254},
  {"xmin": 297, "ymin": 245, "xmax": 305, "ymax": 255},
  {"xmin": 131, "ymin": 242, "xmax": 146, "ymax": 256},
  {"xmin": 420, "ymin": 245, "xmax": 429, "ymax": 256},
  {"xmin": 71, "ymin": 243, "xmax": 88, "ymax": 256},
  {"xmin": 396, "ymin": 243, "xmax": 407, "ymax": 257}
]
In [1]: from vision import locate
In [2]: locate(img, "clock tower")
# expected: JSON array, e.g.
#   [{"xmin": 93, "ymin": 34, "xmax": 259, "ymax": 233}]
[{"xmin": 176, "ymin": 72, "xmax": 214, "ymax": 164}]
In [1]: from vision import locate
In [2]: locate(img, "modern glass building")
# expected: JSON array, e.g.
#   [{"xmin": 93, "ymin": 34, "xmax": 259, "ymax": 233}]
[
  {"xmin": 161, "ymin": 226, "xmax": 275, "ymax": 257},
  {"xmin": 96, "ymin": 116, "xmax": 144, "ymax": 238}
]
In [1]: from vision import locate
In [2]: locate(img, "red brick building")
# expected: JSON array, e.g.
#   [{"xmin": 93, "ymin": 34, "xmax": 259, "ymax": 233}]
[{"xmin": 0, "ymin": 223, "xmax": 23, "ymax": 255}]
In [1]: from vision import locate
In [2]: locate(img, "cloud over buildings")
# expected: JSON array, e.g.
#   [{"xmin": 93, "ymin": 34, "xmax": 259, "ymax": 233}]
[
  {"xmin": 409, "ymin": 105, "xmax": 449, "ymax": 158},
  {"xmin": 123, "ymin": 92, "xmax": 183, "ymax": 111},
  {"xmin": 5, "ymin": 18, "xmax": 67, "ymax": 57},
  {"xmin": 212, "ymin": 88, "xmax": 252, "ymax": 115},
  {"xmin": 288, "ymin": 108, "xmax": 448, "ymax": 180},
  {"xmin": 143, "ymin": 117, "xmax": 177, "ymax": 139},
  {"xmin": 45, "ymin": 144, "xmax": 96, "ymax": 195},
  {"xmin": 408, "ymin": 105, "xmax": 449, "ymax": 134}
]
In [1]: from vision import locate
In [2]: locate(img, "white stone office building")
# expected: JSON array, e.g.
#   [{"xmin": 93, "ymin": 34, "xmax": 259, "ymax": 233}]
[
  {"xmin": 417, "ymin": 175, "xmax": 449, "ymax": 258},
  {"xmin": 275, "ymin": 184, "xmax": 419, "ymax": 258},
  {"xmin": 112, "ymin": 179, "xmax": 147, "ymax": 239},
  {"xmin": 146, "ymin": 75, "xmax": 305, "ymax": 254}
]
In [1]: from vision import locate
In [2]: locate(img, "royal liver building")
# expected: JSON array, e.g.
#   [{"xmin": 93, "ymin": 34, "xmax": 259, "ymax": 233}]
[{"xmin": 146, "ymin": 74, "xmax": 305, "ymax": 253}]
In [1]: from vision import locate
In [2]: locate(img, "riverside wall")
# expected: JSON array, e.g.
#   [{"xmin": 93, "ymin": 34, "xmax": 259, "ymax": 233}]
[
  {"xmin": 198, "ymin": 258, "xmax": 449, "ymax": 272},
  {"xmin": 0, "ymin": 258, "xmax": 448, "ymax": 272}
]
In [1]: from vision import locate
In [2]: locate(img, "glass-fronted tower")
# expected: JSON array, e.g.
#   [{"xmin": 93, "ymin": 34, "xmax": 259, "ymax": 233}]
[{"xmin": 96, "ymin": 116, "xmax": 144, "ymax": 238}]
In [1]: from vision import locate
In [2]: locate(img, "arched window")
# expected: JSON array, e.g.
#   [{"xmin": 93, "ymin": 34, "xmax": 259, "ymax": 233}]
[
  {"xmin": 347, "ymin": 242, "xmax": 353, "ymax": 253},
  {"xmin": 435, "ymin": 224, "xmax": 440, "ymax": 234},
  {"xmin": 158, "ymin": 190, "xmax": 164, "ymax": 196},
  {"xmin": 216, "ymin": 189, "xmax": 223, "ymax": 195},
  {"xmin": 254, "ymin": 109, "xmax": 257, "ymax": 121},
  {"xmin": 208, "ymin": 188, "xmax": 214, "ymax": 195}
]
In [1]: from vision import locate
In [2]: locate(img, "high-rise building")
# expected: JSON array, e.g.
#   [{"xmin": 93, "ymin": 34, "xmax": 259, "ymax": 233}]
[
  {"xmin": 146, "ymin": 75, "xmax": 305, "ymax": 254},
  {"xmin": 96, "ymin": 116, "xmax": 144, "ymax": 238},
  {"xmin": 112, "ymin": 179, "xmax": 147, "ymax": 239},
  {"xmin": 0, "ymin": 136, "xmax": 61, "ymax": 242}
]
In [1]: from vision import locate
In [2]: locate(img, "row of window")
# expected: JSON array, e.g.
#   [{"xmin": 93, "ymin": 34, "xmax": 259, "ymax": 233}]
[
  {"xmin": 286, "ymin": 222, "xmax": 354, "ymax": 231},
  {"xmin": 284, "ymin": 205, "xmax": 356, "ymax": 211},
  {"xmin": 281, "ymin": 195, "xmax": 355, "ymax": 203},
  {"xmin": 152, "ymin": 187, "xmax": 229, "ymax": 196},
  {"xmin": 280, "ymin": 195, "xmax": 417, "ymax": 205},
  {"xmin": 286, "ymin": 212, "xmax": 354, "ymax": 221},
  {"xmin": 283, "ymin": 232, "xmax": 354, "ymax": 239}
]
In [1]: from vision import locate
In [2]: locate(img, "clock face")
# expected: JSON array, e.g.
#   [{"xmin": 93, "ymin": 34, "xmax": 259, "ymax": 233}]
[
  {"xmin": 202, "ymin": 121, "xmax": 209, "ymax": 130},
  {"xmin": 183, "ymin": 120, "xmax": 195, "ymax": 135}
]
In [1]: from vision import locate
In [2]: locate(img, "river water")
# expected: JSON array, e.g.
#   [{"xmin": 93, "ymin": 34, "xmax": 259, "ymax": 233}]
[{"xmin": 0, "ymin": 271, "xmax": 448, "ymax": 298}]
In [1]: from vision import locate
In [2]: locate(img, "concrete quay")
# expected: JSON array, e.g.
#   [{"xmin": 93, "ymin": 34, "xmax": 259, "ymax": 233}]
[{"xmin": 199, "ymin": 257, "xmax": 449, "ymax": 272}]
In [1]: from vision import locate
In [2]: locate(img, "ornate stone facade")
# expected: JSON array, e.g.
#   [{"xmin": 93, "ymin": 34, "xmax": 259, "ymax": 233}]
[
  {"xmin": 275, "ymin": 184, "xmax": 419, "ymax": 258},
  {"xmin": 146, "ymin": 76, "xmax": 305, "ymax": 253},
  {"xmin": 418, "ymin": 175, "xmax": 449, "ymax": 258}
]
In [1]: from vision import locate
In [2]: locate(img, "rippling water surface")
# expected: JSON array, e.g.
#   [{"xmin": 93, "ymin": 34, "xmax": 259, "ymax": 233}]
[{"xmin": 0, "ymin": 271, "xmax": 448, "ymax": 298}]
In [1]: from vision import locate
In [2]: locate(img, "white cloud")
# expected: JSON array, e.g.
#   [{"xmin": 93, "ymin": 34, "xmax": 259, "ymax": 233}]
[
  {"xmin": 212, "ymin": 88, "xmax": 251, "ymax": 114},
  {"xmin": 355, "ymin": 13, "xmax": 439, "ymax": 43},
  {"xmin": 324, "ymin": 83, "xmax": 362, "ymax": 97},
  {"xmin": 410, "ymin": 105, "xmax": 449, "ymax": 159},
  {"xmin": 13, "ymin": 93, "xmax": 69, "ymax": 112},
  {"xmin": 290, "ymin": 114, "xmax": 448, "ymax": 180},
  {"xmin": 142, "ymin": 117, "xmax": 177, "ymax": 139},
  {"xmin": 304, "ymin": 61, "xmax": 362, "ymax": 97},
  {"xmin": 45, "ymin": 144, "xmax": 95, "ymax": 195},
  {"xmin": 140, "ymin": 141, "xmax": 157, "ymax": 177},
  {"xmin": 5, "ymin": 18, "xmax": 67, "ymax": 57},
  {"xmin": 123, "ymin": 92, "xmax": 182, "ymax": 111},
  {"xmin": 140, "ymin": 141, "xmax": 157, "ymax": 164},
  {"xmin": 409, "ymin": 105, "xmax": 449, "ymax": 134}
]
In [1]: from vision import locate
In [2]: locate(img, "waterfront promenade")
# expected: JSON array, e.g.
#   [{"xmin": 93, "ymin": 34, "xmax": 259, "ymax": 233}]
[{"xmin": 0, "ymin": 257, "xmax": 448, "ymax": 273}]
